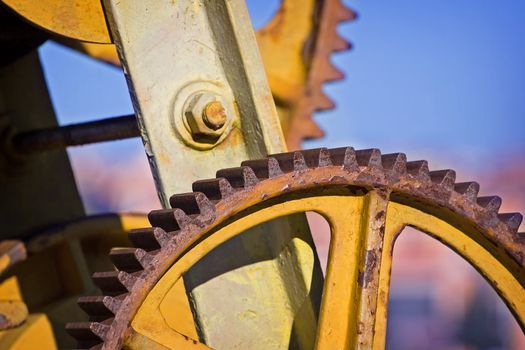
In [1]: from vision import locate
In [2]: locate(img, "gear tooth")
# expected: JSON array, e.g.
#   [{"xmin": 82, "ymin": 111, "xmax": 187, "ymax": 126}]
[
  {"xmin": 292, "ymin": 151, "xmax": 308, "ymax": 170},
  {"xmin": 148, "ymin": 209, "xmax": 181, "ymax": 232},
  {"xmin": 109, "ymin": 248, "xmax": 151, "ymax": 273},
  {"xmin": 216, "ymin": 166, "xmax": 259, "ymax": 189},
  {"xmin": 93, "ymin": 271, "xmax": 136, "ymax": 296},
  {"xmin": 267, "ymin": 151, "xmax": 308, "ymax": 172},
  {"xmin": 332, "ymin": 34, "xmax": 352, "ymax": 52},
  {"xmin": 169, "ymin": 193, "xmax": 201, "ymax": 214},
  {"xmin": 169, "ymin": 192, "xmax": 215, "ymax": 221},
  {"xmin": 315, "ymin": 91, "xmax": 336, "ymax": 111},
  {"xmin": 267, "ymin": 157, "xmax": 285, "ymax": 177},
  {"xmin": 318, "ymin": 148, "xmax": 333, "ymax": 167},
  {"xmin": 429, "ymin": 169, "xmax": 456, "ymax": 190},
  {"xmin": 476, "ymin": 196, "xmax": 502, "ymax": 214},
  {"xmin": 241, "ymin": 158, "xmax": 284, "ymax": 179},
  {"xmin": 318, "ymin": 56, "xmax": 345, "ymax": 82},
  {"xmin": 406, "ymin": 160, "xmax": 430, "ymax": 179},
  {"xmin": 355, "ymin": 148, "xmax": 382, "ymax": 167},
  {"xmin": 192, "ymin": 178, "xmax": 235, "ymax": 200},
  {"xmin": 66, "ymin": 321, "xmax": 109, "ymax": 348},
  {"xmin": 454, "ymin": 182, "xmax": 480, "ymax": 202},
  {"xmin": 77, "ymin": 296, "xmax": 122, "ymax": 321},
  {"xmin": 334, "ymin": 0, "xmax": 358, "ymax": 21},
  {"xmin": 268, "ymin": 152, "xmax": 295, "ymax": 173},
  {"xmin": 172, "ymin": 208, "xmax": 194, "ymax": 230},
  {"xmin": 328, "ymin": 147, "xmax": 358, "ymax": 171},
  {"xmin": 498, "ymin": 213, "xmax": 523, "ymax": 233},
  {"xmin": 129, "ymin": 227, "xmax": 169, "ymax": 251},
  {"xmin": 381, "ymin": 153, "xmax": 407, "ymax": 174}
]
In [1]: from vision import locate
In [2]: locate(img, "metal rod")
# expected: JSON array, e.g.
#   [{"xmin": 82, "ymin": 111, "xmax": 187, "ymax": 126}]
[{"xmin": 12, "ymin": 115, "xmax": 140, "ymax": 154}]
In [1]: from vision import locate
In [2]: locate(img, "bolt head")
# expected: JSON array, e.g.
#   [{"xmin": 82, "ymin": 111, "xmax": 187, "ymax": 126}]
[
  {"xmin": 184, "ymin": 92, "xmax": 230, "ymax": 143},
  {"xmin": 203, "ymin": 101, "xmax": 227, "ymax": 130}
]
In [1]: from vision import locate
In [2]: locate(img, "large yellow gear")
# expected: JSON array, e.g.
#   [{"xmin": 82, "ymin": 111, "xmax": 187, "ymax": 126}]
[{"xmin": 66, "ymin": 146, "xmax": 524, "ymax": 349}]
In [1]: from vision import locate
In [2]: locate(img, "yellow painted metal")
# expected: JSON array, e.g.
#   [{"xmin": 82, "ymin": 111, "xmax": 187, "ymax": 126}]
[
  {"xmin": 129, "ymin": 196, "xmax": 363, "ymax": 349},
  {"xmin": 0, "ymin": 314, "xmax": 56, "ymax": 349},
  {"xmin": 2, "ymin": 214, "xmax": 149, "ymax": 348},
  {"xmin": 122, "ymin": 192, "xmax": 524, "ymax": 349},
  {"xmin": 372, "ymin": 202, "xmax": 525, "ymax": 349},
  {"xmin": 1, "ymin": 0, "xmax": 110, "ymax": 43}
]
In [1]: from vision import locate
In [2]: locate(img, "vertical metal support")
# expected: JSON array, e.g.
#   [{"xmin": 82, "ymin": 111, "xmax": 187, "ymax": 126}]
[
  {"xmin": 0, "ymin": 51, "xmax": 84, "ymax": 239},
  {"xmin": 103, "ymin": 0, "xmax": 324, "ymax": 348},
  {"xmin": 103, "ymin": 0, "xmax": 285, "ymax": 203}
]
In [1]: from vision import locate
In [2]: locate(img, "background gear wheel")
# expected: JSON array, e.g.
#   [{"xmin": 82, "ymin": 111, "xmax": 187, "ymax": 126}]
[{"xmin": 67, "ymin": 146, "xmax": 525, "ymax": 349}]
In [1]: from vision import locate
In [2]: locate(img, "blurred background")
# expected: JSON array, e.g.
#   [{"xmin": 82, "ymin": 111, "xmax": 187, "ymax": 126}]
[{"xmin": 37, "ymin": 0, "xmax": 524, "ymax": 349}]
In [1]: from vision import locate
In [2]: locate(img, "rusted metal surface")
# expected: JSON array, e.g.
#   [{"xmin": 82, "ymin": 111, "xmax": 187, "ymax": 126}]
[
  {"xmin": 256, "ymin": 0, "xmax": 357, "ymax": 149},
  {"xmin": 10, "ymin": 115, "xmax": 138, "ymax": 155},
  {"xmin": 67, "ymin": 146, "xmax": 525, "ymax": 349}
]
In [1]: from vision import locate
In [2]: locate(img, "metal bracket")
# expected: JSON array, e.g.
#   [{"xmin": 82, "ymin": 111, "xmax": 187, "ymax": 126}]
[{"xmin": 103, "ymin": 0, "xmax": 286, "ymax": 203}]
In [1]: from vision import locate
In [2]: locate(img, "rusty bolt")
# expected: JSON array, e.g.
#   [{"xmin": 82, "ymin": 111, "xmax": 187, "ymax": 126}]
[
  {"xmin": 203, "ymin": 101, "xmax": 227, "ymax": 130},
  {"xmin": 184, "ymin": 92, "xmax": 231, "ymax": 143}
]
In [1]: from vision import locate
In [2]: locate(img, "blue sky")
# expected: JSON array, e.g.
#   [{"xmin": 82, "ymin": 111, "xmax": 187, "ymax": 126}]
[{"xmin": 39, "ymin": 0, "xmax": 525, "ymax": 176}]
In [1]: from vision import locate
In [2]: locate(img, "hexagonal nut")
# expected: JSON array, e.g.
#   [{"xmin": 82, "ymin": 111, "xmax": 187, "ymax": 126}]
[{"xmin": 184, "ymin": 92, "xmax": 231, "ymax": 143}]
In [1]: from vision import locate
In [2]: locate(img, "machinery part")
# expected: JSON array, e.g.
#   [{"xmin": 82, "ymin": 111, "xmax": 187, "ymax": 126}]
[
  {"xmin": 0, "ymin": 314, "xmax": 57, "ymax": 349},
  {"xmin": 256, "ymin": 0, "xmax": 357, "ymax": 149},
  {"xmin": 9, "ymin": 115, "xmax": 138, "ymax": 155},
  {"xmin": 3, "ymin": 214, "xmax": 148, "ymax": 348},
  {"xmin": 102, "ymin": 0, "xmax": 285, "ymax": 201},
  {"xmin": 102, "ymin": 3, "xmax": 324, "ymax": 344},
  {"xmin": 0, "ymin": 0, "xmax": 110, "ymax": 43},
  {"xmin": 67, "ymin": 146, "xmax": 524, "ymax": 349},
  {"xmin": 2, "ymin": 0, "xmax": 356, "ymax": 149}
]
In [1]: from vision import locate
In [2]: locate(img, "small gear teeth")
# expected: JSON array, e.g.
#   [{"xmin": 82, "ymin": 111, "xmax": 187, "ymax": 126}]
[
  {"xmin": 148, "ymin": 208, "xmax": 195, "ymax": 232},
  {"xmin": 300, "ymin": 147, "xmax": 333, "ymax": 167},
  {"xmin": 355, "ymin": 148, "xmax": 382, "ymax": 167},
  {"xmin": 333, "ymin": 0, "xmax": 358, "ymax": 21},
  {"xmin": 77, "ymin": 296, "xmax": 122, "ymax": 321},
  {"xmin": 454, "ymin": 182, "xmax": 480, "ymax": 202},
  {"xmin": 66, "ymin": 321, "xmax": 109, "ymax": 348},
  {"xmin": 381, "ymin": 153, "xmax": 408, "ymax": 174},
  {"xmin": 406, "ymin": 160, "xmax": 430, "ymax": 179},
  {"xmin": 241, "ymin": 158, "xmax": 284, "ymax": 179},
  {"xmin": 498, "ymin": 213, "xmax": 523, "ymax": 233},
  {"xmin": 318, "ymin": 56, "xmax": 345, "ymax": 82},
  {"xmin": 476, "ymin": 196, "xmax": 502, "ymax": 214},
  {"xmin": 216, "ymin": 166, "xmax": 259, "ymax": 189},
  {"xmin": 269, "ymin": 151, "xmax": 308, "ymax": 172},
  {"xmin": 429, "ymin": 169, "xmax": 457, "ymax": 190},
  {"xmin": 109, "ymin": 248, "xmax": 152, "ymax": 273},
  {"xmin": 314, "ymin": 91, "xmax": 336, "ymax": 110},
  {"xmin": 328, "ymin": 147, "xmax": 359, "ymax": 170},
  {"xmin": 128, "ymin": 227, "xmax": 169, "ymax": 251},
  {"xmin": 332, "ymin": 34, "xmax": 352, "ymax": 52},
  {"xmin": 170, "ymin": 192, "xmax": 216, "ymax": 222},
  {"xmin": 92, "ymin": 271, "xmax": 136, "ymax": 296},
  {"xmin": 192, "ymin": 178, "xmax": 235, "ymax": 201}
]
